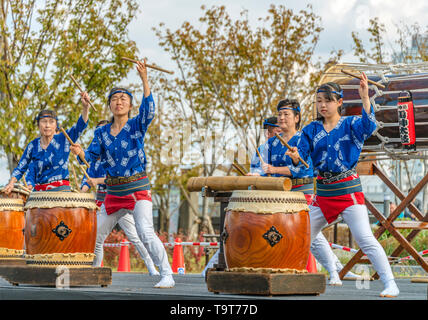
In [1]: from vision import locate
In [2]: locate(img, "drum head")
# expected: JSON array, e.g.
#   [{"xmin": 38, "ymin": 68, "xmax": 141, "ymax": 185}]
[
  {"xmin": 225, "ymin": 190, "xmax": 309, "ymax": 214},
  {"xmin": 24, "ymin": 191, "xmax": 97, "ymax": 210}
]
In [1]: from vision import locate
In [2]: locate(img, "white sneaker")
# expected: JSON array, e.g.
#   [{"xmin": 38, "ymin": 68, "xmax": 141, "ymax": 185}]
[
  {"xmin": 380, "ymin": 280, "xmax": 399, "ymax": 298},
  {"xmin": 342, "ymin": 270, "xmax": 364, "ymax": 281},
  {"xmin": 154, "ymin": 275, "xmax": 175, "ymax": 288},
  {"xmin": 328, "ymin": 271, "xmax": 343, "ymax": 286}
]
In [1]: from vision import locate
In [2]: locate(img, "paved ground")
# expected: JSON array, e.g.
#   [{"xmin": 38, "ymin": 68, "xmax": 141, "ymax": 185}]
[{"xmin": 0, "ymin": 272, "xmax": 426, "ymax": 300}]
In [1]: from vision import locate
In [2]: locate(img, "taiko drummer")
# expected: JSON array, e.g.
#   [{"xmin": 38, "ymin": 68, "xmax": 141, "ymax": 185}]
[
  {"xmin": 254, "ymin": 99, "xmax": 361, "ymax": 285},
  {"xmin": 4, "ymin": 95, "xmax": 90, "ymax": 193},
  {"xmin": 80, "ymin": 120, "xmax": 160, "ymax": 276},
  {"xmin": 286, "ymin": 73, "xmax": 399, "ymax": 298},
  {"xmin": 70, "ymin": 59, "xmax": 175, "ymax": 288}
]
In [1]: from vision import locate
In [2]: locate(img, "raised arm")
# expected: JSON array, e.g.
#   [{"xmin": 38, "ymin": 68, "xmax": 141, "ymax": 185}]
[{"xmin": 135, "ymin": 59, "xmax": 155, "ymax": 130}]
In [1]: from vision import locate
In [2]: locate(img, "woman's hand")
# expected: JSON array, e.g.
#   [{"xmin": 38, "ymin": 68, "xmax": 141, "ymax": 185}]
[
  {"xmin": 70, "ymin": 143, "xmax": 84, "ymax": 157},
  {"xmin": 3, "ymin": 181, "xmax": 15, "ymax": 195},
  {"xmin": 80, "ymin": 91, "xmax": 91, "ymax": 122},
  {"xmin": 285, "ymin": 147, "xmax": 301, "ymax": 165},
  {"xmin": 262, "ymin": 163, "xmax": 276, "ymax": 174},
  {"xmin": 136, "ymin": 58, "xmax": 151, "ymax": 97},
  {"xmin": 358, "ymin": 72, "xmax": 371, "ymax": 114},
  {"xmin": 246, "ymin": 172, "xmax": 260, "ymax": 176}
]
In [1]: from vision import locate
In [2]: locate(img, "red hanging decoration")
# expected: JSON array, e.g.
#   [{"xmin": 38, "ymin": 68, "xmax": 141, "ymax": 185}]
[{"xmin": 397, "ymin": 91, "xmax": 416, "ymax": 150}]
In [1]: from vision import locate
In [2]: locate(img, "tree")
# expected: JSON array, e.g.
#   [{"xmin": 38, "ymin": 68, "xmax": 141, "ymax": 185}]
[
  {"xmin": 351, "ymin": 17, "xmax": 387, "ymax": 64},
  {"xmin": 0, "ymin": 0, "xmax": 140, "ymax": 174},
  {"xmin": 155, "ymin": 5, "xmax": 323, "ymax": 150},
  {"xmin": 153, "ymin": 5, "xmax": 325, "ymax": 236}
]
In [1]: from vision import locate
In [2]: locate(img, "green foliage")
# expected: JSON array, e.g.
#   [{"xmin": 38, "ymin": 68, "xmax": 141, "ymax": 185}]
[
  {"xmin": 154, "ymin": 4, "xmax": 324, "ymax": 152},
  {"xmin": 0, "ymin": 0, "xmax": 140, "ymax": 172}
]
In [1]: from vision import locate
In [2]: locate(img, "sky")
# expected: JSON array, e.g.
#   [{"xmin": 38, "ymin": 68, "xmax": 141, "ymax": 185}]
[{"xmin": 1, "ymin": 0, "xmax": 427, "ymax": 184}]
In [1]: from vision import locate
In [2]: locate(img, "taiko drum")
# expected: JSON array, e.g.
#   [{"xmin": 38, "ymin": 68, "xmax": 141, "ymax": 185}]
[
  {"xmin": 223, "ymin": 190, "xmax": 310, "ymax": 271},
  {"xmin": 24, "ymin": 192, "xmax": 97, "ymax": 258},
  {"xmin": 334, "ymin": 73, "xmax": 428, "ymax": 151},
  {"xmin": 0, "ymin": 197, "xmax": 25, "ymax": 252}
]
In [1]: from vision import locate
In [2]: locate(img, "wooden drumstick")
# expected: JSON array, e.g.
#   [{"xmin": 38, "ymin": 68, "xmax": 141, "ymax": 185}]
[
  {"xmin": 76, "ymin": 157, "xmax": 91, "ymax": 181},
  {"xmin": 22, "ymin": 175, "xmax": 28, "ymax": 188},
  {"xmin": 69, "ymin": 74, "xmax": 97, "ymax": 111},
  {"xmin": 254, "ymin": 147, "xmax": 271, "ymax": 177},
  {"xmin": 234, "ymin": 161, "xmax": 248, "ymax": 175},
  {"xmin": 275, "ymin": 133, "xmax": 310, "ymax": 168},
  {"xmin": 121, "ymin": 57, "xmax": 174, "ymax": 75},
  {"xmin": 340, "ymin": 69, "xmax": 385, "ymax": 89},
  {"xmin": 232, "ymin": 162, "xmax": 246, "ymax": 176},
  {"xmin": 70, "ymin": 162, "xmax": 81, "ymax": 192},
  {"xmin": 60, "ymin": 127, "xmax": 90, "ymax": 168}
]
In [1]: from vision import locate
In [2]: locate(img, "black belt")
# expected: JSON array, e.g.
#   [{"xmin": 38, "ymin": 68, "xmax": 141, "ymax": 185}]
[
  {"xmin": 291, "ymin": 177, "xmax": 313, "ymax": 186},
  {"xmin": 105, "ymin": 171, "xmax": 147, "ymax": 186},
  {"xmin": 317, "ymin": 169, "xmax": 357, "ymax": 184}
]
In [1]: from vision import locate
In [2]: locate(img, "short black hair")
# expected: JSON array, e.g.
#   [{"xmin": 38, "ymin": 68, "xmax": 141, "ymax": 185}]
[
  {"xmin": 108, "ymin": 87, "xmax": 133, "ymax": 123},
  {"xmin": 35, "ymin": 110, "xmax": 58, "ymax": 124},
  {"xmin": 276, "ymin": 99, "xmax": 301, "ymax": 130},
  {"xmin": 263, "ymin": 116, "xmax": 278, "ymax": 129},
  {"xmin": 107, "ymin": 87, "xmax": 134, "ymax": 105},
  {"xmin": 316, "ymin": 82, "xmax": 343, "ymax": 121}
]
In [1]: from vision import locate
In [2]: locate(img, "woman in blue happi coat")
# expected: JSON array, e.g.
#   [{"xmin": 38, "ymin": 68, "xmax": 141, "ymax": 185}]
[
  {"xmin": 286, "ymin": 74, "xmax": 399, "ymax": 297},
  {"xmin": 4, "ymin": 95, "xmax": 90, "ymax": 193},
  {"xmin": 70, "ymin": 59, "xmax": 174, "ymax": 288}
]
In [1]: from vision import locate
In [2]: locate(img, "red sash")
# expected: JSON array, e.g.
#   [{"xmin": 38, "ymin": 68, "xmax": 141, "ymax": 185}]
[
  {"xmin": 104, "ymin": 190, "xmax": 152, "ymax": 215},
  {"xmin": 311, "ymin": 175, "xmax": 365, "ymax": 223},
  {"xmin": 34, "ymin": 180, "xmax": 70, "ymax": 191}
]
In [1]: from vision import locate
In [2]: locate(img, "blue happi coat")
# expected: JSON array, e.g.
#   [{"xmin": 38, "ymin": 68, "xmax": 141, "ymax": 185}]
[
  {"xmin": 13, "ymin": 116, "xmax": 88, "ymax": 186},
  {"xmin": 84, "ymin": 93, "xmax": 155, "ymax": 178},
  {"xmin": 292, "ymin": 105, "xmax": 377, "ymax": 175}
]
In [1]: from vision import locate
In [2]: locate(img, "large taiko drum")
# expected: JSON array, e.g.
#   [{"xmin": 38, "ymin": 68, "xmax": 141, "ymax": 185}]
[
  {"xmin": 24, "ymin": 191, "xmax": 98, "ymax": 267},
  {"xmin": 0, "ymin": 197, "xmax": 25, "ymax": 259},
  {"xmin": 320, "ymin": 66, "xmax": 428, "ymax": 151},
  {"xmin": 222, "ymin": 190, "xmax": 310, "ymax": 271}
]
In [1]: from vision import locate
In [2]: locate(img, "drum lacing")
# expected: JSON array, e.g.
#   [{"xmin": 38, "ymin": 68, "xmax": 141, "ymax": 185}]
[
  {"xmin": 228, "ymin": 197, "xmax": 307, "ymax": 204},
  {"xmin": 26, "ymin": 260, "xmax": 93, "ymax": 266},
  {"xmin": 26, "ymin": 196, "xmax": 95, "ymax": 203}
]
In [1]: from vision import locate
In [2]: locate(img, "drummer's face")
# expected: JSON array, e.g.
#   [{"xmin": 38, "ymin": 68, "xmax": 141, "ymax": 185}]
[
  {"xmin": 316, "ymin": 93, "xmax": 342, "ymax": 119},
  {"xmin": 38, "ymin": 118, "xmax": 57, "ymax": 137},
  {"xmin": 278, "ymin": 109, "xmax": 299, "ymax": 132},
  {"xmin": 109, "ymin": 93, "xmax": 132, "ymax": 117}
]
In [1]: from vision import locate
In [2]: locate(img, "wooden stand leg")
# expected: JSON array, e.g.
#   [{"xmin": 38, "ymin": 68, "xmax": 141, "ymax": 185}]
[{"xmin": 339, "ymin": 163, "xmax": 428, "ymax": 280}]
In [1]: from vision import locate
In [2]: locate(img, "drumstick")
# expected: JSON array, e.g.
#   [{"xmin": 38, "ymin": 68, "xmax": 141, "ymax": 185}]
[
  {"xmin": 234, "ymin": 161, "xmax": 248, "ymax": 175},
  {"xmin": 76, "ymin": 157, "xmax": 91, "ymax": 181},
  {"xmin": 22, "ymin": 175, "xmax": 28, "ymax": 188},
  {"xmin": 275, "ymin": 133, "xmax": 310, "ymax": 168},
  {"xmin": 232, "ymin": 162, "xmax": 246, "ymax": 176},
  {"xmin": 69, "ymin": 162, "xmax": 81, "ymax": 193},
  {"xmin": 340, "ymin": 69, "xmax": 385, "ymax": 89},
  {"xmin": 121, "ymin": 57, "xmax": 174, "ymax": 75},
  {"xmin": 69, "ymin": 74, "xmax": 97, "ymax": 111},
  {"xmin": 254, "ymin": 146, "xmax": 271, "ymax": 177},
  {"xmin": 59, "ymin": 127, "xmax": 90, "ymax": 168}
]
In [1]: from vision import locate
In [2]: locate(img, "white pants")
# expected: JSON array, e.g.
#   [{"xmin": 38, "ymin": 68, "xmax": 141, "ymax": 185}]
[
  {"xmin": 93, "ymin": 201, "xmax": 172, "ymax": 276},
  {"xmin": 311, "ymin": 232, "xmax": 343, "ymax": 272},
  {"xmin": 309, "ymin": 204, "xmax": 394, "ymax": 284}
]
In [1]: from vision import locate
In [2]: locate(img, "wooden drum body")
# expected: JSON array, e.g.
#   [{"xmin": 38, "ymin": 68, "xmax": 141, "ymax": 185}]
[
  {"xmin": 24, "ymin": 192, "xmax": 98, "ymax": 267},
  {"xmin": 333, "ymin": 73, "xmax": 428, "ymax": 151},
  {"xmin": 0, "ymin": 198, "xmax": 25, "ymax": 258},
  {"xmin": 223, "ymin": 190, "xmax": 310, "ymax": 271}
]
